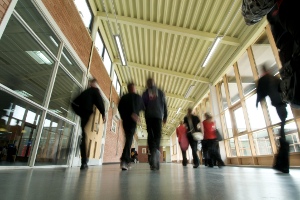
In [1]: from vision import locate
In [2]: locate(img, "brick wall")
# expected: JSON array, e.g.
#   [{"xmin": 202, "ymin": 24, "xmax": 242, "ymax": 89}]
[
  {"xmin": 42, "ymin": 0, "xmax": 124, "ymax": 163},
  {"xmin": 0, "ymin": 0, "xmax": 11, "ymax": 24}
]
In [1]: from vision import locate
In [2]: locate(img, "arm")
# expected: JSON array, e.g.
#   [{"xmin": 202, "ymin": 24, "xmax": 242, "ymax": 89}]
[
  {"xmin": 162, "ymin": 91, "xmax": 168, "ymax": 124},
  {"xmin": 93, "ymin": 88, "xmax": 106, "ymax": 122}
]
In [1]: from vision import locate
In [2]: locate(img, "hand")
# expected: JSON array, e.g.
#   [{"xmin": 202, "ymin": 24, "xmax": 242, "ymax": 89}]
[
  {"xmin": 102, "ymin": 115, "xmax": 106, "ymax": 123},
  {"xmin": 131, "ymin": 113, "xmax": 140, "ymax": 123},
  {"xmin": 163, "ymin": 118, "xmax": 167, "ymax": 125}
]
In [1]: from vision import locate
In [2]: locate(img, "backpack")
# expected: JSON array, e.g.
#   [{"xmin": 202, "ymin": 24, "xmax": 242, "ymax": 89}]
[
  {"xmin": 280, "ymin": 55, "xmax": 300, "ymax": 109},
  {"xmin": 242, "ymin": 0, "xmax": 276, "ymax": 25}
]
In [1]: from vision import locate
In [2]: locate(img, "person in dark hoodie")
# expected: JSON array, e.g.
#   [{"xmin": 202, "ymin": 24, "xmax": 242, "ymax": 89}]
[
  {"xmin": 118, "ymin": 83, "xmax": 144, "ymax": 170},
  {"xmin": 256, "ymin": 65, "xmax": 289, "ymax": 173},
  {"xmin": 142, "ymin": 78, "xmax": 168, "ymax": 170},
  {"xmin": 72, "ymin": 79, "xmax": 106, "ymax": 170}
]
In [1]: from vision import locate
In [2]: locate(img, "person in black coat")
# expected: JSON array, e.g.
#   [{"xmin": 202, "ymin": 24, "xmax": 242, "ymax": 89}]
[
  {"xmin": 118, "ymin": 83, "xmax": 144, "ymax": 170},
  {"xmin": 256, "ymin": 65, "xmax": 289, "ymax": 173},
  {"xmin": 72, "ymin": 79, "xmax": 106, "ymax": 170},
  {"xmin": 184, "ymin": 108, "xmax": 201, "ymax": 168}
]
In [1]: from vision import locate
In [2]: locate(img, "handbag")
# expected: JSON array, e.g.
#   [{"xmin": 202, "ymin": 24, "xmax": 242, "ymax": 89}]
[
  {"xmin": 215, "ymin": 129, "xmax": 223, "ymax": 141},
  {"xmin": 192, "ymin": 131, "xmax": 203, "ymax": 141}
]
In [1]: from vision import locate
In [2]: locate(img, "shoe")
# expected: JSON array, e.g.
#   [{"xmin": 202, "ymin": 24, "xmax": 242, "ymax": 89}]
[
  {"xmin": 155, "ymin": 150, "xmax": 160, "ymax": 170},
  {"xmin": 150, "ymin": 150, "xmax": 160, "ymax": 170},
  {"xmin": 127, "ymin": 162, "xmax": 132, "ymax": 169},
  {"xmin": 218, "ymin": 162, "xmax": 225, "ymax": 168},
  {"xmin": 273, "ymin": 165, "xmax": 289, "ymax": 173},
  {"xmin": 193, "ymin": 164, "xmax": 199, "ymax": 168},
  {"xmin": 120, "ymin": 161, "xmax": 128, "ymax": 170},
  {"xmin": 80, "ymin": 163, "xmax": 88, "ymax": 170}
]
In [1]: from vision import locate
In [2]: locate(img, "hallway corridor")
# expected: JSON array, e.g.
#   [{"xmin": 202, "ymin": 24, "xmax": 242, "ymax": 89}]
[{"xmin": 0, "ymin": 163, "xmax": 299, "ymax": 200}]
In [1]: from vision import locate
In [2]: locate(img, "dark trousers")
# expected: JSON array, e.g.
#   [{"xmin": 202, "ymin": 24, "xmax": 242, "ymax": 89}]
[
  {"xmin": 276, "ymin": 105, "xmax": 287, "ymax": 139},
  {"xmin": 187, "ymin": 132, "xmax": 199, "ymax": 166},
  {"xmin": 146, "ymin": 118, "xmax": 162, "ymax": 157},
  {"xmin": 205, "ymin": 139, "xmax": 224, "ymax": 167},
  {"xmin": 120, "ymin": 122, "xmax": 136, "ymax": 163},
  {"xmin": 80, "ymin": 113, "xmax": 91, "ymax": 165},
  {"xmin": 181, "ymin": 150, "xmax": 187, "ymax": 166}
]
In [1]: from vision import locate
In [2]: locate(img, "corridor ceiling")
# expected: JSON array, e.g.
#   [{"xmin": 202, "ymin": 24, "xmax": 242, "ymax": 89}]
[{"xmin": 88, "ymin": 0, "xmax": 268, "ymax": 137}]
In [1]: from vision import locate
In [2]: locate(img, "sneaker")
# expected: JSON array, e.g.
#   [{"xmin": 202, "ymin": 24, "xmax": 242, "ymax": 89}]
[
  {"xmin": 273, "ymin": 165, "xmax": 289, "ymax": 173},
  {"xmin": 127, "ymin": 162, "xmax": 132, "ymax": 169},
  {"xmin": 155, "ymin": 150, "xmax": 160, "ymax": 170},
  {"xmin": 120, "ymin": 161, "xmax": 128, "ymax": 170},
  {"xmin": 80, "ymin": 163, "xmax": 88, "ymax": 170}
]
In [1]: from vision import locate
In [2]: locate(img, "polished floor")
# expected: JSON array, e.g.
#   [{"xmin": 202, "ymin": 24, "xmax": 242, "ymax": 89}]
[{"xmin": 0, "ymin": 163, "xmax": 299, "ymax": 200}]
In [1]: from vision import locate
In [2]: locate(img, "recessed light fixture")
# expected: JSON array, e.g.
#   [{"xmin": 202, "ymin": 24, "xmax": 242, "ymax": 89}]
[
  {"xmin": 202, "ymin": 36, "xmax": 223, "ymax": 67},
  {"xmin": 114, "ymin": 35, "xmax": 127, "ymax": 66},
  {"xmin": 184, "ymin": 85, "xmax": 195, "ymax": 98}
]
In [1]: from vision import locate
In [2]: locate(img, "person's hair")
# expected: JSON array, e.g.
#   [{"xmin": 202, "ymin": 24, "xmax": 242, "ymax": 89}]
[
  {"xmin": 127, "ymin": 82, "xmax": 135, "ymax": 91},
  {"xmin": 204, "ymin": 112, "xmax": 212, "ymax": 120}
]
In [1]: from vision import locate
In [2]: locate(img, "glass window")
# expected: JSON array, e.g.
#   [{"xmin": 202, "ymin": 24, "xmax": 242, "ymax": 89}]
[
  {"xmin": 266, "ymin": 97, "xmax": 294, "ymax": 125},
  {"xmin": 95, "ymin": 31, "xmax": 104, "ymax": 57},
  {"xmin": 237, "ymin": 52, "xmax": 256, "ymax": 96},
  {"xmin": 238, "ymin": 134, "xmax": 252, "ymax": 156},
  {"xmin": 113, "ymin": 71, "xmax": 117, "ymax": 88},
  {"xmin": 233, "ymin": 107, "xmax": 247, "ymax": 133},
  {"xmin": 225, "ymin": 109, "xmax": 233, "ymax": 138},
  {"xmin": 35, "ymin": 114, "xmax": 74, "ymax": 165},
  {"xmin": 220, "ymin": 82, "xmax": 228, "ymax": 110},
  {"xmin": 0, "ymin": 15, "xmax": 55, "ymax": 105},
  {"xmin": 49, "ymin": 66, "xmax": 82, "ymax": 121},
  {"xmin": 228, "ymin": 138, "xmax": 237, "ymax": 157},
  {"xmin": 116, "ymin": 79, "xmax": 121, "ymax": 95},
  {"xmin": 0, "ymin": 90, "xmax": 42, "ymax": 166},
  {"xmin": 252, "ymin": 32, "xmax": 278, "ymax": 77},
  {"xmin": 60, "ymin": 47, "xmax": 83, "ymax": 83},
  {"xmin": 103, "ymin": 49, "xmax": 112, "ymax": 76},
  {"xmin": 15, "ymin": 0, "xmax": 61, "ymax": 56},
  {"xmin": 227, "ymin": 66, "xmax": 240, "ymax": 104},
  {"xmin": 74, "ymin": 0, "xmax": 93, "ymax": 30},
  {"xmin": 253, "ymin": 129, "xmax": 272, "ymax": 155},
  {"xmin": 245, "ymin": 94, "xmax": 266, "ymax": 130},
  {"xmin": 273, "ymin": 122, "xmax": 300, "ymax": 153}
]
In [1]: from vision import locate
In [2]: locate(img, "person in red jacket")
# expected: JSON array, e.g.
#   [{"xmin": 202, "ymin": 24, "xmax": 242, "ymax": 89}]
[
  {"xmin": 202, "ymin": 112, "xmax": 224, "ymax": 168},
  {"xmin": 176, "ymin": 121, "xmax": 189, "ymax": 166}
]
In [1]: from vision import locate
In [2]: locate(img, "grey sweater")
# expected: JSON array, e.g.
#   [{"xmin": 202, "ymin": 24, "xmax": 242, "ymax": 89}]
[{"xmin": 142, "ymin": 87, "xmax": 168, "ymax": 120}]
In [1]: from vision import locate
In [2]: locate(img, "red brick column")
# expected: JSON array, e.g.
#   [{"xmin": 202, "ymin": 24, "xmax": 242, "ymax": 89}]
[{"xmin": 0, "ymin": 0, "xmax": 12, "ymax": 24}]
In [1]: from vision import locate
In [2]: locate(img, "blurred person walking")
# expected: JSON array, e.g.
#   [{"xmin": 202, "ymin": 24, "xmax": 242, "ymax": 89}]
[
  {"xmin": 72, "ymin": 79, "xmax": 106, "ymax": 170},
  {"xmin": 256, "ymin": 65, "xmax": 289, "ymax": 173},
  {"xmin": 184, "ymin": 108, "xmax": 201, "ymax": 168},
  {"xmin": 142, "ymin": 78, "xmax": 168, "ymax": 170},
  {"xmin": 176, "ymin": 121, "xmax": 189, "ymax": 166},
  {"xmin": 118, "ymin": 83, "xmax": 144, "ymax": 170}
]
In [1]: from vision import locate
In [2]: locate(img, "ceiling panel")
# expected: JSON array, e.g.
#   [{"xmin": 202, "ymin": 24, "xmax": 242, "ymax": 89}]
[{"xmin": 92, "ymin": 0, "xmax": 266, "ymax": 136}]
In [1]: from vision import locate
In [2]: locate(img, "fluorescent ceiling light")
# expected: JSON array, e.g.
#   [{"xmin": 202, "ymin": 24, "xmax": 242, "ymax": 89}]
[
  {"xmin": 202, "ymin": 36, "xmax": 223, "ymax": 67},
  {"xmin": 176, "ymin": 107, "xmax": 182, "ymax": 115},
  {"xmin": 26, "ymin": 51, "xmax": 53, "ymax": 65},
  {"xmin": 184, "ymin": 85, "xmax": 195, "ymax": 98},
  {"xmin": 114, "ymin": 35, "xmax": 127, "ymax": 66}
]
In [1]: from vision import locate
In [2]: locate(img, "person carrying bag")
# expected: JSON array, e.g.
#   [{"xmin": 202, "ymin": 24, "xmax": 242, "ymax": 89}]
[{"xmin": 202, "ymin": 112, "xmax": 225, "ymax": 168}]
